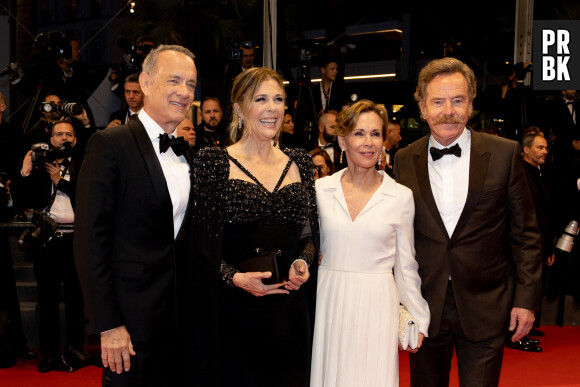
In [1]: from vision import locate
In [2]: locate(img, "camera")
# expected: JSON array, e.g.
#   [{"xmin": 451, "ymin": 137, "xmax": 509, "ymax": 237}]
[
  {"xmin": 39, "ymin": 101, "xmax": 83, "ymax": 116},
  {"xmin": 30, "ymin": 142, "xmax": 74, "ymax": 169},
  {"xmin": 226, "ymin": 40, "xmax": 254, "ymax": 61},
  {"xmin": 116, "ymin": 37, "xmax": 153, "ymax": 77},
  {"xmin": 31, "ymin": 31, "xmax": 72, "ymax": 64},
  {"xmin": 555, "ymin": 220, "xmax": 579, "ymax": 253},
  {"xmin": 17, "ymin": 210, "xmax": 59, "ymax": 250}
]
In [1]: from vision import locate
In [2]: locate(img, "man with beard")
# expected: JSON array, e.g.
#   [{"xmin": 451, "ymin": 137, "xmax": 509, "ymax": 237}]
[
  {"xmin": 314, "ymin": 111, "xmax": 345, "ymax": 171},
  {"xmin": 194, "ymin": 96, "xmax": 227, "ymax": 150}
]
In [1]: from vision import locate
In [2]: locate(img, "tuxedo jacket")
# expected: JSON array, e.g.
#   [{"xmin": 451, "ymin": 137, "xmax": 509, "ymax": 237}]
[
  {"xmin": 11, "ymin": 156, "xmax": 82, "ymax": 212},
  {"xmin": 73, "ymin": 116, "xmax": 194, "ymax": 344},
  {"xmin": 393, "ymin": 130, "xmax": 542, "ymax": 342}
]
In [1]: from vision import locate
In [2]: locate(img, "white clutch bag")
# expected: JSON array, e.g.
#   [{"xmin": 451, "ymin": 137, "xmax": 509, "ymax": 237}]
[{"xmin": 399, "ymin": 304, "xmax": 419, "ymax": 350}]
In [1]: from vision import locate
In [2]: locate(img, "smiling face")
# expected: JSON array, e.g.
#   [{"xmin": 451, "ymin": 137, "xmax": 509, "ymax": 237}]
[
  {"xmin": 238, "ymin": 77, "xmax": 285, "ymax": 142},
  {"xmin": 420, "ymin": 72, "xmax": 473, "ymax": 146},
  {"xmin": 338, "ymin": 111, "xmax": 384, "ymax": 169},
  {"xmin": 140, "ymin": 50, "xmax": 197, "ymax": 133}
]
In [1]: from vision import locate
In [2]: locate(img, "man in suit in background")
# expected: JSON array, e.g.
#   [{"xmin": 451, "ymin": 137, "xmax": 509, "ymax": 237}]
[
  {"xmin": 74, "ymin": 45, "xmax": 196, "ymax": 386},
  {"xmin": 311, "ymin": 57, "xmax": 345, "ymax": 116},
  {"xmin": 108, "ymin": 73, "xmax": 144, "ymax": 126},
  {"xmin": 394, "ymin": 57, "xmax": 542, "ymax": 386}
]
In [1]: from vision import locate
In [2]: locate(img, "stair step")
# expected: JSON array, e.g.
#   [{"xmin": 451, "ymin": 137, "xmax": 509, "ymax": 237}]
[
  {"xmin": 16, "ymin": 281, "xmax": 39, "ymax": 302},
  {"xmin": 14, "ymin": 262, "xmax": 36, "ymax": 282}
]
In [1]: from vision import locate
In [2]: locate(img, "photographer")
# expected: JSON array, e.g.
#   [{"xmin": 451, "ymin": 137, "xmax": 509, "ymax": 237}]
[
  {"xmin": 11, "ymin": 120, "xmax": 94, "ymax": 373},
  {"xmin": 0, "ymin": 92, "xmax": 37, "ymax": 367},
  {"xmin": 41, "ymin": 33, "xmax": 95, "ymax": 125},
  {"xmin": 24, "ymin": 93, "xmax": 95, "ymax": 157}
]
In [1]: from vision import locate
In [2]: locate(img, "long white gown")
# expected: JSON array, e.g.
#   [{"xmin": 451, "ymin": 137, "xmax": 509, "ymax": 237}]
[{"xmin": 310, "ymin": 169, "xmax": 430, "ymax": 387}]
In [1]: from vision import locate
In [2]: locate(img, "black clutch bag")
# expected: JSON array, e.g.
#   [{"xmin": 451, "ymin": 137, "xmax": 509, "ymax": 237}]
[{"xmin": 239, "ymin": 249, "xmax": 284, "ymax": 285}]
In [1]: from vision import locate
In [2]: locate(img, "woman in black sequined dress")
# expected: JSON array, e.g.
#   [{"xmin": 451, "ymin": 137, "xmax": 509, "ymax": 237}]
[{"xmin": 191, "ymin": 67, "xmax": 319, "ymax": 387}]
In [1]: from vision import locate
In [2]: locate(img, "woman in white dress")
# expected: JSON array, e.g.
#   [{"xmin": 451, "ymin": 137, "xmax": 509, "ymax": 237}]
[{"xmin": 310, "ymin": 99, "xmax": 430, "ymax": 387}]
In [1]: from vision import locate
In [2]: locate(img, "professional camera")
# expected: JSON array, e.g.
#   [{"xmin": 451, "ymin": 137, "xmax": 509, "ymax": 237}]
[
  {"xmin": 0, "ymin": 62, "xmax": 23, "ymax": 85},
  {"xmin": 116, "ymin": 37, "xmax": 154, "ymax": 77},
  {"xmin": 17, "ymin": 210, "xmax": 59, "ymax": 250},
  {"xmin": 31, "ymin": 31, "xmax": 72, "ymax": 64},
  {"xmin": 39, "ymin": 101, "xmax": 83, "ymax": 116},
  {"xmin": 30, "ymin": 141, "xmax": 74, "ymax": 169},
  {"xmin": 555, "ymin": 220, "xmax": 579, "ymax": 253},
  {"xmin": 226, "ymin": 40, "xmax": 254, "ymax": 61}
]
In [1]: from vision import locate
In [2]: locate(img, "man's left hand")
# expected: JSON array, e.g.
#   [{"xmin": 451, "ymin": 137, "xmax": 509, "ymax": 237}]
[
  {"xmin": 45, "ymin": 161, "xmax": 61, "ymax": 184},
  {"xmin": 509, "ymin": 307, "xmax": 535, "ymax": 342}
]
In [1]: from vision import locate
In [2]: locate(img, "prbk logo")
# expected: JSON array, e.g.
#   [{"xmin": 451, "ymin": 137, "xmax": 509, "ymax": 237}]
[{"xmin": 533, "ymin": 20, "xmax": 580, "ymax": 90}]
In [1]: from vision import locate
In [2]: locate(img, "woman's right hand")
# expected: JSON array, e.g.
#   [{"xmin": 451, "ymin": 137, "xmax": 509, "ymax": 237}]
[{"xmin": 232, "ymin": 272, "xmax": 289, "ymax": 297}]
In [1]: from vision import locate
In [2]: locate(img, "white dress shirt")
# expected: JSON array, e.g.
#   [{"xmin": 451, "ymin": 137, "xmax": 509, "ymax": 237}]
[
  {"xmin": 428, "ymin": 128, "xmax": 471, "ymax": 238},
  {"xmin": 49, "ymin": 157, "xmax": 74, "ymax": 224},
  {"xmin": 318, "ymin": 139, "xmax": 335, "ymax": 162},
  {"xmin": 140, "ymin": 110, "xmax": 190, "ymax": 239}
]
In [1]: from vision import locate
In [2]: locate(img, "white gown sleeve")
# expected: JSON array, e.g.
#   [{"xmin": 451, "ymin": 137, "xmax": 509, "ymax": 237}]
[{"xmin": 393, "ymin": 187, "xmax": 431, "ymax": 336}]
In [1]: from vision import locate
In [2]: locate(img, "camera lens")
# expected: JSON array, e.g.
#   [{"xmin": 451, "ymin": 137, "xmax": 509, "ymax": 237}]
[{"xmin": 61, "ymin": 102, "xmax": 83, "ymax": 116}]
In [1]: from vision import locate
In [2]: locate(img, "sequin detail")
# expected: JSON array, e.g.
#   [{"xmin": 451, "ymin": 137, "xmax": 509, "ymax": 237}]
[{"xmin": 193, "ymin": 147, "xmax": 319, "ymax": 286}]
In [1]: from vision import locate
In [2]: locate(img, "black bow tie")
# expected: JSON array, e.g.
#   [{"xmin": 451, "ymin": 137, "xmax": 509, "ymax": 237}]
[
  {"xmin": 321, "ymin": 143, "xmax": 334, "ymax": 149},
  {"xmin": 430, "ymin": 143, "xmax": 462, "ymax": 161},
  {"xmin": 159, "ymin": 133, "xmax": 189, "ymax": 156}
]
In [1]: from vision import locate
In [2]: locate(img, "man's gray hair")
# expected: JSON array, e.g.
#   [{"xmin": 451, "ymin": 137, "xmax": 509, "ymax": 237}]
[{"xmin": 141, "ymin": 45, "xmax": 195, "ymax": 77}]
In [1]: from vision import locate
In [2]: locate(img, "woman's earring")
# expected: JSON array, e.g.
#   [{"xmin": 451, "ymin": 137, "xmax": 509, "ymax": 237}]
[
  {"xmin": 340, "ymin": 149, "xmax": 344, "ymax": 164},
  {"xmin": 378, "ymin": 152, "xmax": 382, "ymax": 167},
  {"xmin": 238, "ymin": 116, "xmax": 243, "ymax": 129}
]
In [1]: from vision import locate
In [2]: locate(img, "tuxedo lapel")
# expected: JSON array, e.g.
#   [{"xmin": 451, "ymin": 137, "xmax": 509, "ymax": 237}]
[
  {"xmin": 452, "ymin": 131, "xmax": 490, "ymax": 239},
  {"xmin": 412, "ymin": 138, "xmax": 450, "ymax": 239},
  {"xmin": 129, "ymin": 118, "xmax": 173, "ymax": 215}
]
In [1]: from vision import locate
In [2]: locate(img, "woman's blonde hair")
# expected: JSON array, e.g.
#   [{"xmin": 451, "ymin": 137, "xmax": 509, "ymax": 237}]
[
  {"xmin": 228, "ymin": 67, "xmax": 286, "ymax": 144},
  {"xmin": 335, "ymin": 99, "xmax": 388, "ymax": 138}
]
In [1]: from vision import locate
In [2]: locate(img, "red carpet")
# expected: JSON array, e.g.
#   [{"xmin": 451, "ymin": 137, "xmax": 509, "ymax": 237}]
[{"xmin": 1, "ymin": 325, "xmax": 579, "ymax": 386}]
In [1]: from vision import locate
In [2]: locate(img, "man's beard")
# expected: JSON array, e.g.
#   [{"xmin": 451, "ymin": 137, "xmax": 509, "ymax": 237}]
[
  {"xmin": 322, "ymin": 131, "xmax": 334, "ymax": 143},
  {"xmin": 204, "ymin": 119, "xmax": 219, "ymax": 130}
]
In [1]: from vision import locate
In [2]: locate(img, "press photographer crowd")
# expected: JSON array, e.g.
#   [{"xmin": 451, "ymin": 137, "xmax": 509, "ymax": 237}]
[{"xmin": 0, "ymin": 27, "xmax": 579, "ymax": 387}]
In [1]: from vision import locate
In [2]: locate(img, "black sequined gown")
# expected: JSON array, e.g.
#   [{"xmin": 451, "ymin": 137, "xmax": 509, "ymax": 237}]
[{"xmin": 192, "ymin": 147, "xmax": 319, "ymax": 387}]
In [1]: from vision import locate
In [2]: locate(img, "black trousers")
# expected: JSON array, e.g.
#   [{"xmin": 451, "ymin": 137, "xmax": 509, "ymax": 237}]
[
  {"xmin": 0, "ymin": 232, "xmax": 28, "ymax": 348},
  {"xmin": 409, "ymin": 281, "xmax": 505, "ymax": 387},
  {"xmin": 33, "ymin": 232, "xmax": 85, "ymax": 356}
]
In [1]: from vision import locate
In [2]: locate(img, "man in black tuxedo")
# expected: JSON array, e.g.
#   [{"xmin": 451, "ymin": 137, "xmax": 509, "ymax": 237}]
[
  {"xmin": 108, "ymin": 73, "xmax": 144, "ymax": 127},
  {"xmin": 313, "ymin": 111, "xmax": 346, "ymax": 172},
  {"xmin": 74, "ymin": 45, "xmax": 196, "ymax": 386},
  {"xmin": 394, "ymin": 57, "xmax": 542, "ymax": 386}
]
